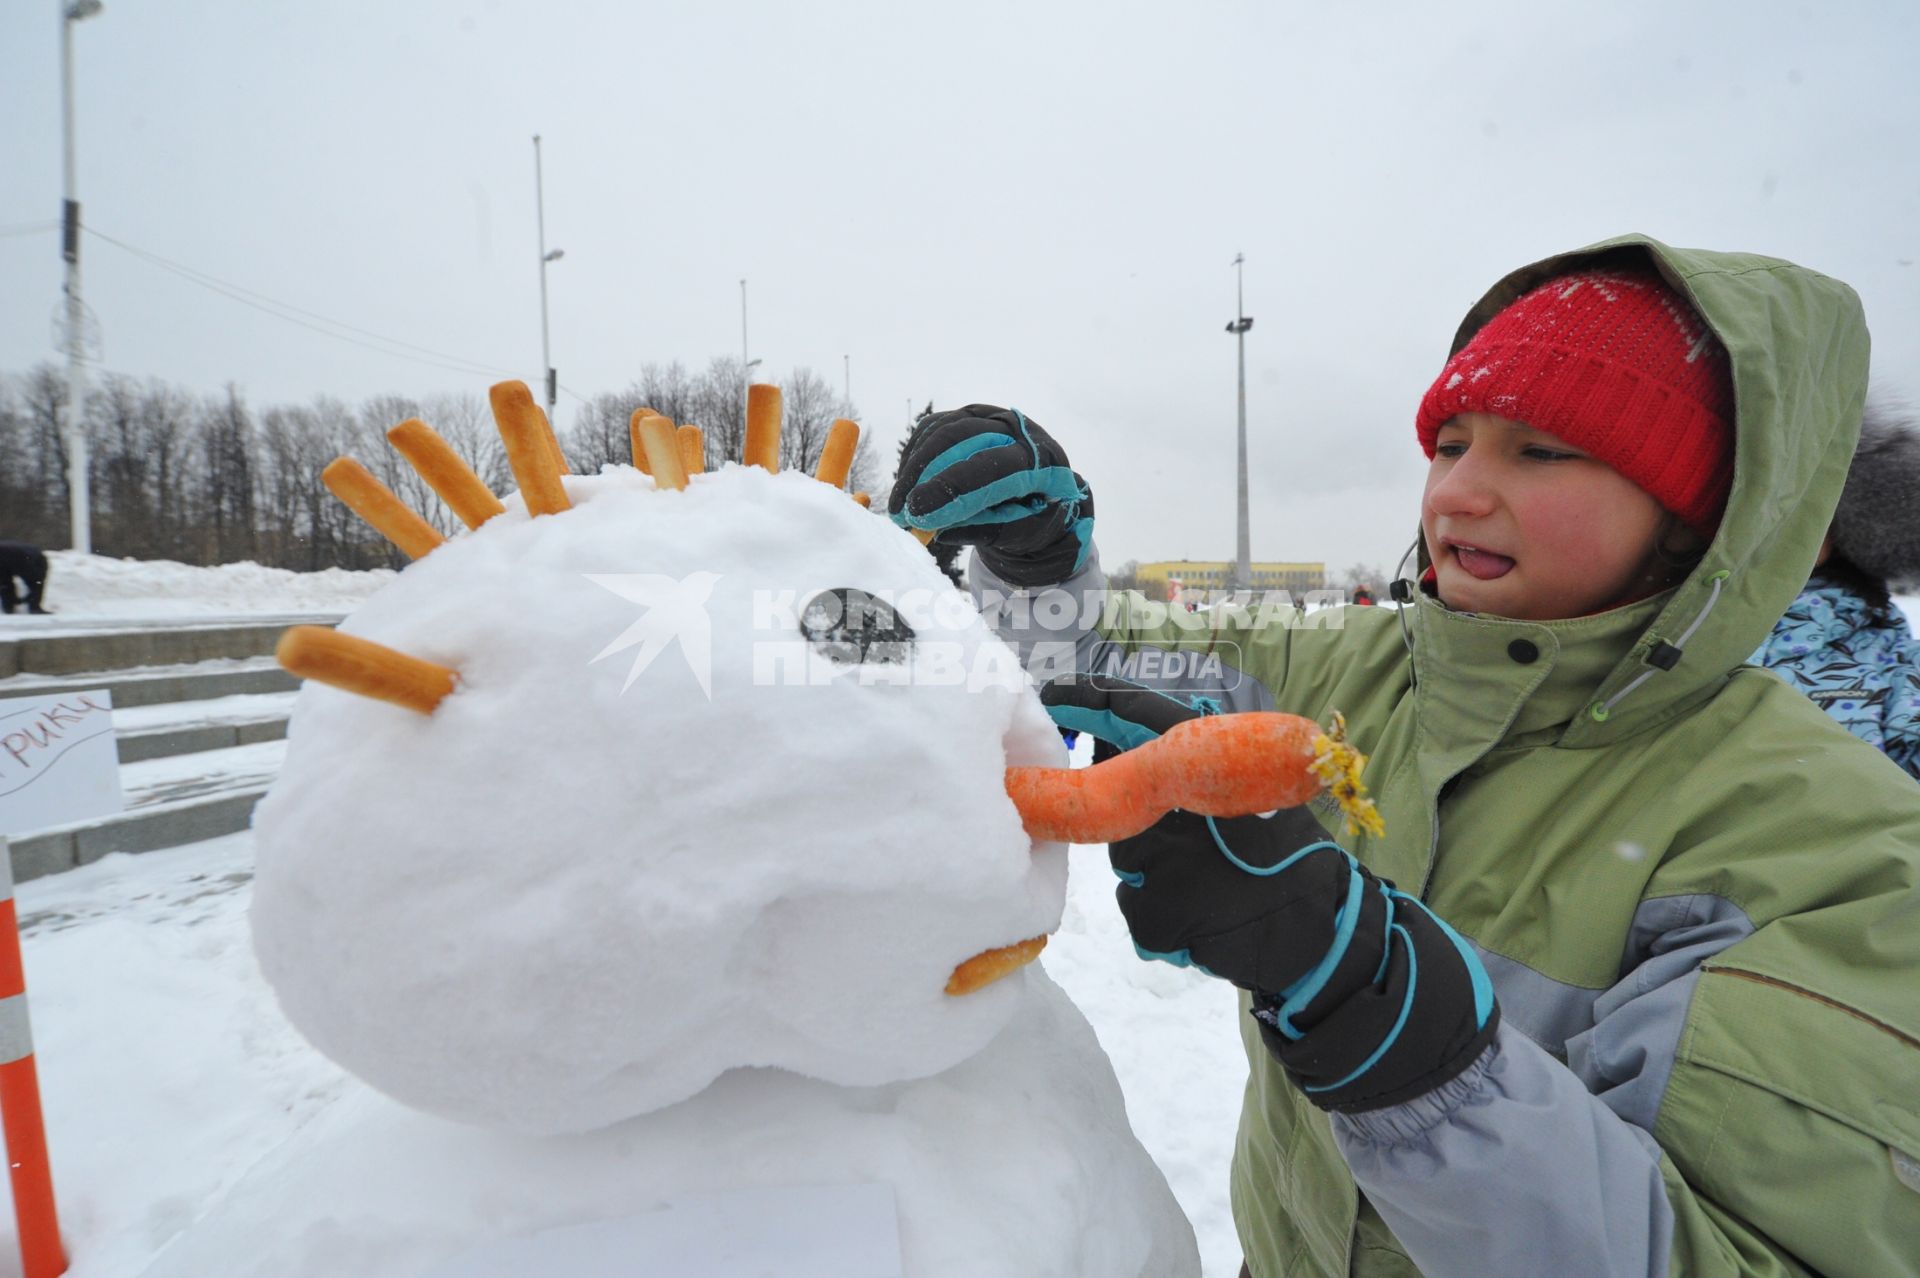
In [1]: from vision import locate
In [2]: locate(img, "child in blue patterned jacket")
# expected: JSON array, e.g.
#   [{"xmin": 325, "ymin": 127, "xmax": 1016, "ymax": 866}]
[{"xmin": 1752, "ymin": 395, "xmax": 1920, "ymax": 779}]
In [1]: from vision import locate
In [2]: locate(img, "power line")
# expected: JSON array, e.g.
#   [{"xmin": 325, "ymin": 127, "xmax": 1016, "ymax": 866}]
[
  {"xmin": 84, "ymin": 227, "xmax": 591, "ymax": 401},
  {"xmin": 0, "ymin": 221, "xmax": 57, "ymax": 238},
  {"xmin": 86, "ymin": 226, "xmax": 511, "ymax": 378}
]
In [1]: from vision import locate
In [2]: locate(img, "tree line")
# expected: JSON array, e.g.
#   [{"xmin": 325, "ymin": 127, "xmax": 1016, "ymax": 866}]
[{"xmin": 0, "ymin": 356, "xmax": 881, "ymax": 571}]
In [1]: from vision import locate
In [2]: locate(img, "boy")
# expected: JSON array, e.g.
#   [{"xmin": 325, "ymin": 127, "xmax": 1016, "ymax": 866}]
[{"xmin": 893, "ymin": 236, "xmax": 1920, "ymax": 1276}]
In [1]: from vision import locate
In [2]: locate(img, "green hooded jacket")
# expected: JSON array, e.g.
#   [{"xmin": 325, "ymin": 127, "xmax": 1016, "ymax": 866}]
[{"xmin": 972, "ymin": 235, "xmax": 1920, "ymax": 1275}]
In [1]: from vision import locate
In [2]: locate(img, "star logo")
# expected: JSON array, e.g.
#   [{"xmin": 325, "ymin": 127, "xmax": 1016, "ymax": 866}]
[{"xmin": 585, "ymin": 572, "xmax": 722, "ymax": 698}]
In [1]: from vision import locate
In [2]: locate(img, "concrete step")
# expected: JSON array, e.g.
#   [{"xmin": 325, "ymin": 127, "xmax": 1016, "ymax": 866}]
[
  {"xmin": 0, "ymin": 616, "xmax": 341, "ymax": 679},
  {"xmin": 111, "ymin": 691, "xmax": 297, "ymax": 763},
  {"xmin": 7, "ymin": 739, "xmax": 287, "ymax": 883},
  {"xmin": 0, "ymin": 655, "xmax": 299, "ymax": 710}
]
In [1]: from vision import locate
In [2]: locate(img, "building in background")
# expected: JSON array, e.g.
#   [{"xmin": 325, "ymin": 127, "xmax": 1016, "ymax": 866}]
[{"xmin": 1137, "ymin": 560, "xmax": 1325, "ymax": 601}]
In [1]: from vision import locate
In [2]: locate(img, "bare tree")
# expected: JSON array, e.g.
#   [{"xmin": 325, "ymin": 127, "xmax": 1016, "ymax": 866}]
[{"xmin": 779, "ymin": 367, "xmax": 840, "ymax": 475}]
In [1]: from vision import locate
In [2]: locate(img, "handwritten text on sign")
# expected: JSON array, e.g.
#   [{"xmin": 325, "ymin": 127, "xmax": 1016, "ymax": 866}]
[{"xmin": 0, "ymin": 691, "xmax": 125, "ymax": 835}]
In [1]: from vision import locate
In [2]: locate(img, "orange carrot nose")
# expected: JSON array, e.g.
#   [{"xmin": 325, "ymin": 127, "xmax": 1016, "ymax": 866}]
[{"xmin": 1004, "ymin": 711, "xmax": 1384, "ymax": 845}]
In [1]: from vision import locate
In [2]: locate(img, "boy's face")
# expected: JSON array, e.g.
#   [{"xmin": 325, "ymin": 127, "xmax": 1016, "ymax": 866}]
[{"xmin": 1421, "ymin": 413, "xmax": 1671, "ymax": 621}]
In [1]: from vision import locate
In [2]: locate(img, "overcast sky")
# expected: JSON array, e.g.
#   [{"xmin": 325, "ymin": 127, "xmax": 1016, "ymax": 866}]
[{"xmin": 4, "ymin": 1, "xmax": 1916, "ymax": 576}]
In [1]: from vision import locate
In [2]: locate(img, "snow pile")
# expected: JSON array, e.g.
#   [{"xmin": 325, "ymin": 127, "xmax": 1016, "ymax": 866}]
[
  {"xmin": 17, "ymin": 550, "xmax": 391, "ymax": 620},
  {"xmin": 136, "ymin": 966, "xmax": 1196, "ymax": 1278}
]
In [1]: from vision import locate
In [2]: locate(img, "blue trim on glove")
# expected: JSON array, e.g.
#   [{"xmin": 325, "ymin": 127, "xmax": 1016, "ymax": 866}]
[
  {"xmin": 1399, "ymin": 892, "xmax": 1496, "ymax": 1029},
  {"xmin": 1045, "ymin": 705, "xmax": 1164, "ymax": 752},
  {"xmin": 1133, "ymin": 941, "xmax": 1217, "ymax": 979},
  {"xmin": 1271, "ymin": 853, "xmax": 1366, "ymax": 1040},
  {"xmin": 919, "ymin": 432, "xmax": 1017, "ymax": 483},
  {"xmin": 1068, "ymin": 513, "xmax": 1095, "ymax": 571},
  {"xmin": 905, "ymin": 465, "xmax": 1085, "ymax": 530},
  {"xmin": 1305, "ymin": 923, "xmax": 1419, "ymax": 1095}
]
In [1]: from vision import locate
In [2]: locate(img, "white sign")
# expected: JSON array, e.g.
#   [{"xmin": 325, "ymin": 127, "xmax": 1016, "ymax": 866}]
[
  {"xmin": 417, "ymin": 1182, "xmax": 903, "ymax": 1278},
  {"xmin": 0, "ymin": 690, "xmax": 124, "ymax": 835}
]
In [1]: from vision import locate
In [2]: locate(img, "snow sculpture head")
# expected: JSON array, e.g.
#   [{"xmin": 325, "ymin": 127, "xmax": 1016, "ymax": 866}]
[{"xmin": 251, "ymin": 386, "xmax": 1067, "ymax": 1134}]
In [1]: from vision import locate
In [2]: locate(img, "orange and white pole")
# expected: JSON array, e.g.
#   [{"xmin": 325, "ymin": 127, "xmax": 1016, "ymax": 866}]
[{"xmin": 0, "ymin": 838, "xmax": 65, "ymax": 1277}]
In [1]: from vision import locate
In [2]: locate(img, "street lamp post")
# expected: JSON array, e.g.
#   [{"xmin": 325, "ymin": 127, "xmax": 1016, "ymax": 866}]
[
  {"xmin": 739, "ymin": 278, "xmax": 761, "ymax": 403},
  {"xmin": 60, "ymin": 0, "xmax": 104, "ymax": 555},
  {"xmin": 1225, "ymin": 252, "xmax": 1254, "ymax": 593},
  {"xmin": 532, "ymin": 135, "xmax": 563, "ymax": 423}
]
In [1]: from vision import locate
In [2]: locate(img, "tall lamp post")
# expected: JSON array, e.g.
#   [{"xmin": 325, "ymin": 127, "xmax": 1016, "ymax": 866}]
[
  {"xmin": 533, "ymin": 135, "xmax": 563, "ymax": 422},
  {"xmin": 739, "ymin": 277, "xmax": 761, "ymax": 392},
  {"xmin": 61, "ymin": 0, "xmax": 103, "ymax": 555},
  {"xmin": 1225, "ymin": 253, "xmax": 1254, "ymax": 593}
]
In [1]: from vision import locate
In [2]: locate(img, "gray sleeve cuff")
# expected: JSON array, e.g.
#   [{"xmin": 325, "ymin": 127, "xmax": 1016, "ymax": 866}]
[
  {"xmin": 1329, "ymin": 1021, "xmax": 1673, "ymax": 1278},
  {"xmin": 1329, "ymin": 1037, "xmax": 1498, "ymax": 1148}
]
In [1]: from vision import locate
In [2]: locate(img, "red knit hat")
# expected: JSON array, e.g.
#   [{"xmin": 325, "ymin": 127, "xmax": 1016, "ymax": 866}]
[{"xmin": 1415, "ymin": 266, "xmax": 1736, "ymax": 537}]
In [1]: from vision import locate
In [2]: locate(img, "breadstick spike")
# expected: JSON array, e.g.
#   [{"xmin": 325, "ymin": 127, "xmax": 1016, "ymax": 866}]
[
  {"xmin": 277, "ymin": 625, "xmax": 456, "ymax": 715},
  {"xmin": 744, "ymin": 382, "xmax": 782, "ymax": 472},
  {"xmin": 639, "ymin": 415, "xmax": 689, "ymax": 491},
  {"xmin": 677, "ymin": 423, "xmax": 706, "ymax": 475},
  {"xmin": 946, "ymin": 935, "xmax": 1047, "ymax": 995},
  {"xmin": 851, "ymin": 492, "xmax": 872, "ymax": 508},
  {"xmin": 387, "ymin": 418, "xmax": 507, "ymax": 531},
  {"xmin": 814, "ymin": 418, "xmax": 860, "ymax": 489},
  {"xmin": 911, "ymin": 527, "xmax": 936, "ymax": 545},
  {"xmin": 322, "ymin": 457, "xmax": 445, "ymax": 560},
  {"xmin": 627, "ymin": 409, "xmax": 657, "ymax": 476},
  {"xmin": 488, "ymin": 380, "xmax": 571, "ymax": 515}
]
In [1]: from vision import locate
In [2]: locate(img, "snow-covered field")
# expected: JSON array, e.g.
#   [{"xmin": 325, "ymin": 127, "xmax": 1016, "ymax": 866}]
[
  {"xmin": 0, "ymin": 552, "xmax": 391, "ymax": 627},
  {"xmin": 3, "ymin": 829, "xmax": 1250, "ymax": 1277}
]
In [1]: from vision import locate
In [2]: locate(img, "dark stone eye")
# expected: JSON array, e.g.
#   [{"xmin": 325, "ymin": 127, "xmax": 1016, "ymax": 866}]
[{"xmin": 799, "ymin": 587, "xmax": 913, "ymax": 665}]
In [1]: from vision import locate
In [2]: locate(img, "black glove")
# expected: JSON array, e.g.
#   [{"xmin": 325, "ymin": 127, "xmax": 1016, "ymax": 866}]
[
  {"xmin": 888, "ymin": 405, "xmax": 1094, "ymax": 588},
  {"xmin": 1040, "ymin": 674, "xmax": 1500, "ymax": 1113}
]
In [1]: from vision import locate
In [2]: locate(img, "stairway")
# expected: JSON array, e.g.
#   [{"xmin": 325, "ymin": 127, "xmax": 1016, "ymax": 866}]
[{"xmin": 0, "ymin": 618, "xmax": 338, "ymax": 883}]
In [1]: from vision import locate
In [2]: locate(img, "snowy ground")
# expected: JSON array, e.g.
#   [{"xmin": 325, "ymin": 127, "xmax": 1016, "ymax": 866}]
[
  {"xmin": 0, "ymin": 824, "xmax": 1251, "ymax": 1278},
  {"xmin": 0, "ymin": 552, "xmax": 390, "ymax": 627}
]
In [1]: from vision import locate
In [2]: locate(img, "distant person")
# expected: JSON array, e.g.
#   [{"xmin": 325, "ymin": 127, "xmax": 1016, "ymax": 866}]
[
  {"xmin": 1751, "ymin": 396, "xmax": 1920, "ymax": 779},
  {"xmin": 1350, "ymin": 584, "xmax": 1376, "ymax": 606},
  {"xmin": 0, "ymin": 540, "xmax": 51, "ymax": 615}
]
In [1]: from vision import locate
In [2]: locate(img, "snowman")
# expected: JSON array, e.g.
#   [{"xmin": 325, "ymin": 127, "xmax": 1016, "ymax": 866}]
[{"xmin": 135, "ymin": 383, "xmax": 1201, "ymax": 1277}]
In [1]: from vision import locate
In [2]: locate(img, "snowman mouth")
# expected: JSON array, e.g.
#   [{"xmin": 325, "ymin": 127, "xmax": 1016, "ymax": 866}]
[
  {"xmin": 946, "ymin": 935, "xmax": 1049, "ymax": 994},
  {"xmin": 944, "ymin": 723, "xmax": 1070, "ymax": 996}
]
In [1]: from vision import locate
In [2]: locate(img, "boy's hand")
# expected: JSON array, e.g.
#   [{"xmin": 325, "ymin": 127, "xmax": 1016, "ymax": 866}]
[
  {"xmin": 1040, "ymin": 673, "xmax": 1501, "ymax": 1113},
  {"xmin": 888, "ymin": 405, "xmax": 1094, "ymax": 588}
]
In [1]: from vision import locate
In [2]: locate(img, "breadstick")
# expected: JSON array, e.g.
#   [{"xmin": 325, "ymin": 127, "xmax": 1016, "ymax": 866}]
[
  {"xmin": 387, "ymin": 418, "xmax": 506, "ymax": 530},
  {"xmin": 638, "ymin": 415, "xmax": 689, "ymax": 490},
  {"xmin": 489, "ymin": 380, "xmax": 570, "ymax": 515},
  {"xmin": 277, "ymin": 626, "xmax": 456, "ymax": 715},
  {"xmin": 814, "ymin": 418, "xmax": 860, "ymax": 489},
  {"xmin": 745, "ymin": 383, "xmax": 781, "ymax": 472},
  {"xmin": 678, "ymin": 423, "xmax": 706, "ymax": 475},
  {"xmin": 322, "ymin": 457, "xmax": 445, "ymax": 560}
]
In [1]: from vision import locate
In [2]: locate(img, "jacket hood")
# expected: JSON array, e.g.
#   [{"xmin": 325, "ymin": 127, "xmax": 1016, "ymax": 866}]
[{"xmin": 1406, "ymin": 233, "xmax": 1871, "ymax": 748}]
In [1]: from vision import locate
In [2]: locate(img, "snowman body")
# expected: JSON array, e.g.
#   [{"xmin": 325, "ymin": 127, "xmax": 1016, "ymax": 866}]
[{"xmin": 145, "ymin": 463, "xmax": 1198, "ymax": 1275}]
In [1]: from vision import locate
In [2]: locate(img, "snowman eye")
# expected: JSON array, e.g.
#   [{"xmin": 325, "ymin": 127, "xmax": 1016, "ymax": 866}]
[{"xmin": 799, "ymin": 587, "xmax": 914, "ymax": 665}]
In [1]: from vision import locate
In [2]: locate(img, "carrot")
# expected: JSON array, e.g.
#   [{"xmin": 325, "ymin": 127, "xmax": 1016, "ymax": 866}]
[{"xmin": 1004, "ymin": 710, "xmax": 1384, "ymax": 844}]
